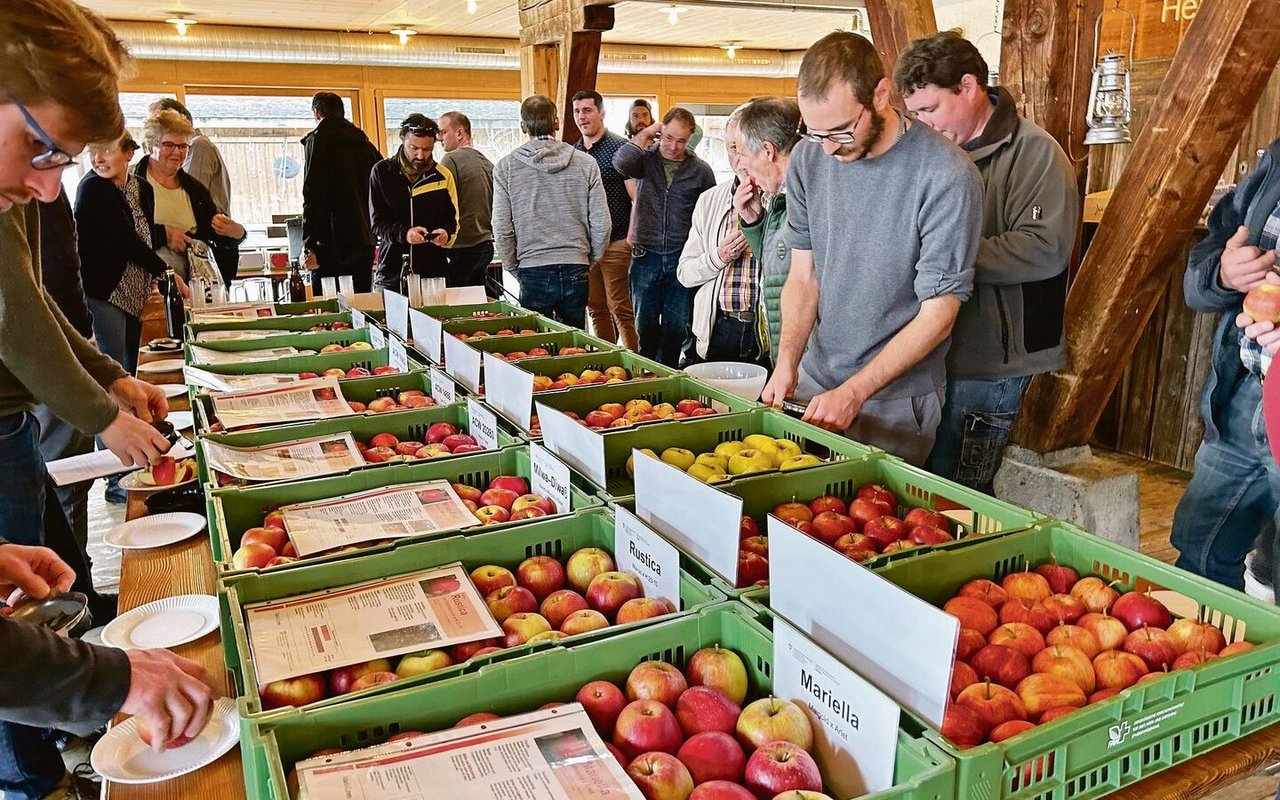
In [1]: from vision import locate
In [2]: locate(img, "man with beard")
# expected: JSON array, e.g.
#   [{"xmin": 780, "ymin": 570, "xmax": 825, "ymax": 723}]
[
  {"xmin": 369, "ymin": 114, "xmax": 458, "ymax": 289},
  {"xmin": 760, "ymin": 31, "xmax": 983, "ymax": 465}
]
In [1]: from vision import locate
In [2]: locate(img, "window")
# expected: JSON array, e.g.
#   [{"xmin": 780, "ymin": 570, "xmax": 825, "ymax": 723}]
[
  {"xmin": 684, "ymin": 103, "xmax": 741, "ymax": 184},
  {"xmin": 60, "ymin": 91, "xmax": 175, "ymax": 199},
  {"xmin": 184, "ymin": 92, "xmax": 355, "ymax": 226},
  {"xmin": 382, "ymin": 98, "xmax": 521, "ymax": 164}
]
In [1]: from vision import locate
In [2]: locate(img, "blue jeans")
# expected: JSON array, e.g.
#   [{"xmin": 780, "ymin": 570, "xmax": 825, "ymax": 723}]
[
  {"xmin": 630, "ymin": 247, "xmax": 691, "ymax": 368},
  {"xmin": 1171, "ymin": 375, "xmax": 1279, "ymax": 592},
  {"xmin": 516, "ymin": 264, "xmax": 589, "ymax": 329},
  {"xmin": 447, "ymin": 241, "xmax": 495, "ymax": 288},
  {"xmin": 88, "ymin": 298, "xmax": 141, "ymax": 376},
  {"xmin": 925, "ymin": 375, "xmax": 1031, "ymax": 494}
]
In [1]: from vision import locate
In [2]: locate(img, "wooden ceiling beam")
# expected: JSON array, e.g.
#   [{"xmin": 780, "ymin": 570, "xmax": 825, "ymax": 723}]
[
  {"xmin": 1012, "ymin": 0, "xmax": 1280, "ymax": 453},
  {"xmin": 864, "ymin": 0, "xmax": 937, "ymax": 77}
]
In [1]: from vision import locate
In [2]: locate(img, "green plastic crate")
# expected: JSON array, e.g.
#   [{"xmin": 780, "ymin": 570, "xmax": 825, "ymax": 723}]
[
  {"xmin": 416, "ymin": 300, "xmax": 527, "ymax": 320},
  {"xmin": 514, "ymin": 349, "xmax": 675, "ymax": 383},
  {"xmin": 241, "ymin": 603, "xmax": 955, "ymax": 800},
  {"xmin": 186, "ymin": 312, "xmax": 352, "ymax": 340},
  {"xmin": 221, "ymin": 508, "xmax": 725, "ymax": 717},
  {"xmin": 208, "ymin": 445, "xmax": 601, "ymax": 573},
  {"xmin": 453, "ymin": 328, "xmax": 620, "ymax": 360},
  {"xmin": 870, "ymin": 522, "xmax": 1280, "ymax": 800},
  {"xmin": 196, "ymin": 402, "xmax": 520, "ymax": 487},
  {"xmin": 276, "ymin": 299, "xmax": 342, "ymax": 315},
  {"xmin": 666, "ymin": 452, "xmax": 1043, "ymax": 596},
  {"xmin": 190, "ymin": 348, "xmax": 391, "ymax": 377},
  {"xmin": 444, "ymin": 313, "xmax": 571, "ymax": 338},
  {"xmin": 574, "ymin": 406, "xmax": 880, "ymax": 500},
  {"xmin": 185, "ymin": 327, "xmax": 374, "ymax": 356}
]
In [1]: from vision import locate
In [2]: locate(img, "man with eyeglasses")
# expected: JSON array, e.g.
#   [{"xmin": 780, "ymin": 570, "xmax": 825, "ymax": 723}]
[
  {"xmin": 0, "ymin": 3, "xmax": 219, "ymax": 798},
  {"xmin": 760, "ymin": 31, "xmax": 983, "ymax": 466},
  {"xmin": 369, "ymin": 114, "xmax": 459, "ymax": 290}
]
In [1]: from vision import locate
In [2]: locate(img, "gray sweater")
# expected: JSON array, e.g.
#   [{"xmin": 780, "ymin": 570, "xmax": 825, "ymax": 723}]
[
  {"xmin": 440, "ymin": 146, "xmax": 495, "ymax": 248},
  {"xmin": 492, "ymin": 138, "xmax": 610, "ymax": 271},
  {"xmin": 785, "ymin": 123, "xmax": 983, "ymax": 399}
]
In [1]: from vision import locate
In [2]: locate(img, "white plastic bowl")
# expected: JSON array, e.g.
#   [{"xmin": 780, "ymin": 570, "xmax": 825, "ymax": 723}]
[{"xmin": 684, "ymin": 361, "xmax": 768, "ymax": 401}]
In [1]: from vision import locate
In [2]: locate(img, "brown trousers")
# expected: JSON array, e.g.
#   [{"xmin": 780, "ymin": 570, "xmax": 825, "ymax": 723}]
[{"xmin": 587, "ymin": 238, "xmax": 638, "ymax": 350}]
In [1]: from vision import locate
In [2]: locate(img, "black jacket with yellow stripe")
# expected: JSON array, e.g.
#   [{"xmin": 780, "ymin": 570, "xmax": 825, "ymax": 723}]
[{"xmin": 369, "ymin": 152, "xmax": 459, "ymax": 287}]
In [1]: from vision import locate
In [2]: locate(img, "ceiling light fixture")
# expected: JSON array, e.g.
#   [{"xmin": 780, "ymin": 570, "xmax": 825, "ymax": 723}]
[
  {"xmin": 663, "ymin": 5, "xmax": 687, "ymax": 25},
  {"xmin": 164, "ymin": 16, "xmax": 197, "ymax": 36},
  {"xmin": 720, "ymin": 42, "xmax": 741, "ymax": 58},
  {"xmin": 389, "ymin": 26, "xmax": 417, "ymax": 45},
  {"xmin": 467, "ymin": 0, "xmax": 478, "ymax": 13}
]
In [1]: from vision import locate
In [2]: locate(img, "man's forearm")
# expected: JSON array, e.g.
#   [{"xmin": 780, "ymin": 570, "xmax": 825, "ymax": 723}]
[{"xmin": 841, "ymin": 295, "xmax": 961, "ymax": 401}]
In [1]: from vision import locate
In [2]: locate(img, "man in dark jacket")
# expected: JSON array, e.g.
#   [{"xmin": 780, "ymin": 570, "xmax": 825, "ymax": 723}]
[
  {"xmin": 614, "ymin": 107, "xmax": 716, "ymax": 367},
  {"xmin": 369, "ymin": 114, "xmax": 459, "ymax": 289},
  {"xmin": 301, "ymin": 92, "xmax": 382, "ymax": 294},
  {"xmin": 897, "ymin": 32, "xmax": 1078, "ymax": 493}
]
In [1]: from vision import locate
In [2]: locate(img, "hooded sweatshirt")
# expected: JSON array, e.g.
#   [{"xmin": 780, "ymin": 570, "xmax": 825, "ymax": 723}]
[{"xmin": 492, "ymin": 138, "xmax": 611, "ymax": 272}]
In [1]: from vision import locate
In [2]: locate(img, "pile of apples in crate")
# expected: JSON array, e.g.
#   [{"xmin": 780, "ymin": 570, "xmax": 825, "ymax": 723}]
[
  {"xmin": 297, "ymin": 365, "xmax": 402, "ymax": 381},
  {"xmin": 289, "ymin": 648, "xmax": 834, "ymax": 800},
  {"xmin": 316, "ymin": 341, "xmax": 374, "ymax": 354},
  {"xmin": 630, "ymin": 436, "xmax": 824, "ymax": 484},
  {"xmin": 941, "ymin": 560, "xmax": 1255, "ymax": 748},
  {"xmin": 356, "ymin": 424, "xmax": 485, "ymax": 462},
  {"xmin": 229, "ymin": 476, "xmax": 559, "ymax": 569},
  {"xmin": 531, "ymin": 367, "xmax": 657, "ymax": 392},
  {"xmin": 452, "ymin": 327, "xmax": 541, "ymax": 341},
  {"xmin": 305, "ymin": 321, "xmax": 353, "ymax": 331},
  {"xmin": 259, "ymin": 548, "xmax": 680, "ymax": 711}
]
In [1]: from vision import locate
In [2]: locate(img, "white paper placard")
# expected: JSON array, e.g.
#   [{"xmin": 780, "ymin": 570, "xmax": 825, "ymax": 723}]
[
  {"xmin": 466, "ymin": 397, "xmax": 500, "ymax": 450},
  {"xmin": 429, "ymin": 367, "xmax": 457, "ymax": 406},
  {"xmin": 445, "ymin": 286, "xmax": 488, "ymax": 304},
  {"xmin": 351, "ymin": 308, "xmax": 367, "ymax": 329},
  {"xmin": 615, "ymin": 506, "xmax": 681, "ymax": 611},
  {"xmin": 774, "ymin": 618, "xmax": 900, "ymax": 797},
  {"xmin": 536, "ymin": 402, "xmax": 607, "ymax": 487},
  {"xmin": 530, "ymin": 442, "xmax": 572, "ymax": 514},
  {"xmin": 767, "ymin": 516, "xmax": 958, "ymax": 729},
  {"xmin": 384, "ymin": 290, "xmax": 410, "ymax": 338},
  {"xmin": 633, "ymin": 452, "xmax": 742, "ymax": 585},
  {"xmin": 48, "ymin": 440, "xmax": 195, "ymax": 486},
  {"xmin": 484, "ymin": 352, "xmax": 535, "ymax": 431},
  {"xmin": 367, "ymin": 325, "xmax": 385, "ymax": 349},
  {"xmin": 389, "ymin": 337, "xmax": 410, "ymax": 372},
  {"xmin": 443, "ymin": 333, "xmax": 483, "ymax": 392},
  {"xmin": 410, "ymin": 308, "xmax": 443, "ymax": 363}
]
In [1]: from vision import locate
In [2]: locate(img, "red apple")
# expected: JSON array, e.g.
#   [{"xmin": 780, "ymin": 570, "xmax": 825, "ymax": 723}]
[
  {"xmin": 232, "ymin": 542, "xmax": 277, "ymax": 570},
  {"xmin": 559, "ymin": 608, "xmax": 611, "ymax": 635},
  {"xmin": 362, "ymin": 445, "xmax": 396, "ymax": 463},
  {"xmin": 265, "ymin": 556, "xmax": 297, "ymax": 568},
  {"xmin": 450, "ymin": 638, "xmax": 502, "ymax": 662},
  {"xmin": 677, "ymin": 730, "xmax": 745, "ymax": 785},
  {"xmin": 941, "ymin": 704, "xmax": 987, "ymax": 749},
  {"xmin": 540, "ymin": 589, "xmax": 590, "ymax": 629},
  {"xmin": 1166, "ymin": 618, "xmax": 1226, "ymax": 655},
  {"xmin": 474, "ymin": 505, "xmax": 511, "ymax": 525},
  {"xmin": 988, "ymin": 623, "xmax": 1046, "ymax": 659},
  {"xmin": 510, "ymin": 507, "xmax": 548, "ymax": 520},
  {"xmin": 442, "ymin": 434, "xmax": 478, "ymax": 451},
  {"xmin": 1220, "ymin": 641, "xmax": 1256, "ymax": 657},
  {"xmin": 957, "ymin": 679, "xmax": 1028, "ymax": 728},
  {"xmin": 576, "ymin": 680, "xmax": 628, "ymax": 732},
  {"xmin": 1122, "ymin": 626, "xmax": 1179, "ymax": 672},
  {"xmin": 1172, "ymin": 649, "xmax": 1216, "ymax": 669},
  {"xmin": 810, "ymin": 512, "xmax": 856, "ymax": 546},
  {"xmin": 1001, "ymin": 569, "xmax": 1053, "ymax": 603},
  {"xmin": 956, "ymin": 628, "xmax": 988, "ymax": 662},
  {"xmin": 501, "ymin": 612, "xmax": 552, "ymax": 646},
  {"xmin": 452, "ymin": 483, "xmax": 484, "ymax": 504},
  {"xmin": 999, "ymin": 598, "xmax": 1057, "ymax": 636},
  {"xmin": 1015, "ymin": 673, "xmax": 1086, "ymax": 718},
  {"xmin": 808, "ymin": 495, "xmax": 847, "ymax": 516},
  {"xmin": 489, "ymin": 475, "xmax": 530, "ymax": 495},
  {"xmin": 857, "ymin": 484, "xmax": 897, "ymax": 508},
  {"xmin": 1038, "ymin": 706, "xmax": 1079, "ymax": 724},
  {"xmin": 686, "ymin": 645, "xmax": 749, "ymax": 705},
  {"xmin": 241, "ymin": 527, "xmax": 288, "ymax": 552},
  {"xmin": 470, "ymin": 564, "xmax": 517, "ymax": 597},
  {"xmin": 739, "ymin": 516, "xmax": 761, "ymax": 540},
  {"xmin": 989, "ymin": 719, "xmax": 1036, "ymax": 742},
  {"xmin": 485, "ymin": 585, "xmax": 538, "ymax": 623},
  {"xmin": 740, "ymin": 535, "xmax": 770, "ymax": 558},
  {"xmin": 1111, "ymin": 591, "xmax": 1172, "ymax": 631},
  {"xmin": 1032, "ymin": 645, "xmax": 1097, "ymax": 693},
  {"xmin": 736, "ymin": 551, "xmax": 769, "ymax": 587},
  {"xmin": 394, "ymin": 441, "xmax": 425, "ymax": 456},
  {"xmin": 1078, "ymin": 611, "xmax": 1129, "ymax": 651},
  {"xmin": 1045, "ymin": 624, "xmax": 1102, "ymax": 660},
  {"xmin": 971, "ymin": 644, "xmax": 1031, "ymax": 689},
  {"xmin": 773, "ymin": 501, "xmax": 814, "ymax": 525},
  {"xmin": 627, "ymin": 751, "xmax": 694, "ymax": 800},
  {"xmin": 586, "ymin": 571, "xmax": 643, "ymax": 621},
  {"xmin": 566, "ymin": 547, "xmax": 616, "ymax": 592},
  {"xmin": 945, "ymin": 596, "xmax": 999, "ymax": 636},
  {"xmin": 626, "ymin": 660, "xmax": 688, "ymax": 707},
  {"xmin": 262, "ymin": 510, "xmax": 287, "ymax": 530},
  {"xmin": 350, "ymin": 671, "xmax": 400, "ymax": 692},
  {"xmin": 617, "ymin": 597, "xmax": 669, "ymax": 624},
  {"xmin": 1092, "ymin": 650, "xmax": 1148, "ymax": 691},
  {"xmin": 675, "ymin": 684, "xmax": 741, "ymax": 736},
  {"xmin": 515, "ymin": 555, "xmax": 566, "ymax": 600},
  {"xmin": 425, "ymin": 422, "xmax": 458, "ymax": 443},
  {"xmin": 744, "ymin": 741, "xmax": 822, "ymax": 798},
  {"xmin": 1035, "ymin": 561, "xmax": 1080, "ymax": 594},
  {"xmin": 479, "ymin": 487, "xmax": 520, "ymax": 511},
  {"xmin": 903, "ymin": 507, "xmax": 952, "ymax": 533},
  {"xmin": 454, "ymin": 712, "xmax": 501, "ymax": 727},
  {"xmin": 958, "ymin": 579, "xmax": 1009, "ymax": 609},
  {"xmin": 1042, "ymin": 593, "xmax": 1087, "ymax": 625},
  {"xmin": 613, "ymin": 699, "xmax": 684, "ymax": 759},
  {"xmin": 863, "ymin": 516, "xmax": 908, "ymax": 548},
  {"xmin": 951, "ymin": 660, "xmax": 979, "ymax": 699},
  {"xmin": 329, "ymin": 658, "xmax": 393, "ymax": 695},
  {"xmin": 908, "ymin": 525, "xmax": 953, "ymax": 546},
  {"xmin": 690, "ymin": 782, "xmax": 755, "ymax": 800},
  {"xmin": 369, "ymin": 432, "xmax": 399, "ymax": 448},
  {"xmin": 1088, "ymin": 688, "xmax": 1122, "ymax": 704},
  {"xmin": 848, "ymin": 498, "xmax": 891, "ymax": 528}
]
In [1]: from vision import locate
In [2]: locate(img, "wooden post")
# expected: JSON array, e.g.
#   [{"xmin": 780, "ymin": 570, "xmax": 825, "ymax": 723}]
[
  {"xmin": 519, "ymin": 0, "xmax": 613, "ymax": 143},
  {"xmin": 865, "ymin": 0, "xmax": 937, "ymax": 76},
  {"xmin": 1012, "ymin": 0, "xmax": 1280, "ymax": 453}
]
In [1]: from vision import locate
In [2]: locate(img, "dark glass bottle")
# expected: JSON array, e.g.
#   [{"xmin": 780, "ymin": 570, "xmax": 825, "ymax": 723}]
[
  {"xmin": 288, "ymin": 262, "xmax": 307, "ymax": 303},
  {"xmin": 163, "ymin": 269, "xmax": 184, "ymax": 339}
]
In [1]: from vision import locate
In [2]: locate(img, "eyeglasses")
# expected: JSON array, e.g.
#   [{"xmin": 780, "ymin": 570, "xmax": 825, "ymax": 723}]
[
  {"xmin": 158, "ymin": 141, "xmax": 191, "ymax": 153},
  {"xmin": 12, "ymin": 98, "xmax": 75, "ymax": 171},
  {"xmin": 403, "ymin": 125, "xmax": 438, "ymax": 138},
  {"xmin": 798, "ymin": 107, "xmax": 868, "ymax": 146}
]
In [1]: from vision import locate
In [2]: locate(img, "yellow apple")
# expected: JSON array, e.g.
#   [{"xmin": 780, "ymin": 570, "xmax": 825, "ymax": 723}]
[
  {"xmin": 347, "ymin": 341, "xmax": 374, "ymax": 351},
  {"xmin": 660, "ymin": 447, "xmax": 696, "ymax": 471},
  {"xmin": 694, "ymin": 453, "xmax": 729, "ymax": 472},
  {"xmin": 754, "ymin": 441, "xmax": 784, "ymax": 467},
  {"xmin": 395, "ymin": 649, "xmax": 453, "ymax": 678},
  {"xmin": 779, "ymin": 454, "xmax": 824, "ymax": 471},
  {"xmin": 714, "ymin": 440, "xmax": 747, "ymax": 459},
  {"xmin": 652, "ymin": 403, "xmax": 676, "ymax": 418},
  {"xmin": 773, "ymin": 438, "xmax": 802, "ymax": 459},
  {"xmin": 742, "ymin": 434, "xmax": 778, "ymax": 452},
  {"xmin": 687, "ymin": 463, "xmax": 728, "ymax": 482},
  {"xmin": 728, "ymin": 449, "xmax": 774, "ymax": 475},
  {"xmin": 626, "ymin": 448, "xmax": 657, "ymax": 478}
]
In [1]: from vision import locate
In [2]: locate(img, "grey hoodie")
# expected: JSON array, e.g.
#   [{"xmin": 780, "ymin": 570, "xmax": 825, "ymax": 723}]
[{"xmin": 492, "ymin": 138, "xmax": 611, "ymax": 271}]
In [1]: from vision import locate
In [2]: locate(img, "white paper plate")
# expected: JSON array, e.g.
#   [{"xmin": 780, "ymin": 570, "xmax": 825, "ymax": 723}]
[
  {"xmin": 91, "ymin": 697, "xmax": 238, "ymax": 784},
  {"xmin": 138, "ymin": 359, "xmax": 186, "ymax": 374},
  {"xmin": 119, "ymin": 470, "xmax": 197, "ymax": 493},
  {"xmin": 166, "ymin": 411, "xmax": 195, "ymax": 431},
  {"xmin": 101, "ymin": 594, "xmax": 218, "ymax": 650},
  {"xmin": 104, "ymin": 512, "xmax": 206, "ymax": 550},
  {"xmin": 155, "ymin": 383, "xmax": 188, "ymax": 399}
]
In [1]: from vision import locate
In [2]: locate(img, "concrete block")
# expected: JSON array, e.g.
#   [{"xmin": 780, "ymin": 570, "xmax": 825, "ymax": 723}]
[{"xmin": 994, "ymin": 445, "xmax": 1140, "ymax": 550}]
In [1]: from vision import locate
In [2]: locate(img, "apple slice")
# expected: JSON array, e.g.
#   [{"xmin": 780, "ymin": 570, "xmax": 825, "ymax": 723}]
[{"xmin": 150, "ymin": 457, "xmax": 176, "ymax": 486}]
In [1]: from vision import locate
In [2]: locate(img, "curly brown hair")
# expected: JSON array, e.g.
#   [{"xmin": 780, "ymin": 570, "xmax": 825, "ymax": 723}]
[{"xmin": 142, "ymin": 110, "xmax": 195, "ymax": 151}]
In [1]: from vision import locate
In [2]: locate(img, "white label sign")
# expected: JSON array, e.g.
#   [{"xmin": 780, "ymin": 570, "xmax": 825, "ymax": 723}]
[
  {"xmin": 536, "ymin": 402, "xmax": 607, "ymax": 487},
  {"xmin": 445, "ymin": 286, "xmax": 488, "ymax": 304},
  {"xmin": 384, "ymin": 289, "xmax": 410, "ymax": 338},
  {"xmin": 389, "ymin": 337, "xmax": 410, "ymax": 372},
  {"xmin": 367, "ymin": 325, "xmax": 385, "ymax": 349},
  {"xmin": 633, "ymin": 452, "xmax": 741, "ymax": 585},
  {"xmin": 484, "ymin": 352, "xmax": 535, "ymax": 431},
  {"xmin": 410, "ymin": 308, "xmax": 443, "ymax": 364},
  {"xmin": 774, "ymin": 618, "xmax": 900, "ymax": 797},
  {"xmin": 351, "ymin": 308, "xmax": 367, "ymax": 329},
  {"xmin": 530, "ymin": 442, "xmax": 572, "ymax": 514},
  {"xmin": 768, "ymin": 516, "xmax": 958, "ymax": 729},
  {"xmin": 443, "ymin": 333, "xmax": 483, "ymax": 392},
  {"xmin": 466, "ymin": 397, "xmax": 500, "ymax": 450},
  {"xmin": 615, "ymin": 506, "xmax": 681, "ymax": 611},
  {"xmin": 430, "ymin": 367, "xmax": 457, "ymax": 406}
]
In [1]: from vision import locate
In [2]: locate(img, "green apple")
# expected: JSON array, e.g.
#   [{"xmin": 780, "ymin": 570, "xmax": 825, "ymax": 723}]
[
  {"xmin": 728, "ymin": 448, "xmax": 774, "ymax": 475},
  {"xmin": 626, "ymin": 448, "xmax": 658, "ymax": 478},
  {"xmin": 687, "ymin": 463, "xmax": 728, "ymax": 483},
  {"xmin": 660, "ymin": 447, "xmax": 696, "ymax": 471},
  {"xmin": 779, "ymin": 454, "xmax": 824, "ymax": 471},
  {"xmin": 714, "ymin": 440, "xmax": 747, "ymax": 459},
  {"xmin": 694, "ymin": 453, "xmax": 729, "ymax": 472},
  {"xmin": 395, "ymin": 649, "xmax": 454, "ymax": 678}
]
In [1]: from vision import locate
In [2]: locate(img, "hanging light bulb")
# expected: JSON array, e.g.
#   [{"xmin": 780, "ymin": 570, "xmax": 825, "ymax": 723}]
[
  {"xmin": 466, "ymin": 0, "xmax": 477, "ymax": 14},
  {"xmin": 720, "ymin": 42, "xmax": 741, "ymax": 59},
  {"xmin": 389, "ymin": 26, "xmax": 417, "ymax": 45},
  {"xmin": 164, "ymin": 16, "xmax": 197, "ymax": 36},
  {"xmin": 663, "ymin": 5, "xmax": 687, "ymax": 25}
]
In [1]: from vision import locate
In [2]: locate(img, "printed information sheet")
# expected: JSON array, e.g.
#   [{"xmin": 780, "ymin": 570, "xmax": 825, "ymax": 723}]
[
  {"xmin": 279, "ymin": 479, "xmax": 480, "ymax": 556},
  {"xmin": 247, "ymin": 562, "xmax": 502, "ymax": 683},
  {"xmin": 295, "ymin": 705, "xmax": 644, "ymax": 800},
  {"xmin": 200, "ymin": 432, "xmax": 364, "ymax": 483},
  {"xmin": 184, "ymin": 366, "xmax": 299, "ymax": 393},
  {"xmin": 190, "ymin": 302, "xmax": 276, "ymax": 322},
  {"xmin": 209, "ymin": 378, "xmax": 354, "ymax": 430},
  {"xmin": 188, "ymin": 344, "xmax": 300, "ymax": 365},
  {"xmin": 193, "ymin": 329, "xmax": 289, "ymax": 343}
]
